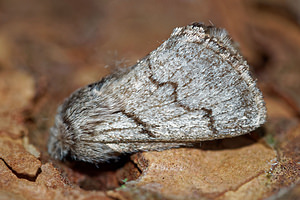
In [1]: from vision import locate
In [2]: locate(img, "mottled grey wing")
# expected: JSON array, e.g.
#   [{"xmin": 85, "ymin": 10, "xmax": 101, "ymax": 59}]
[{"xmin": 85, "ymin": 24, "xmax": 266, "ymax": 144}]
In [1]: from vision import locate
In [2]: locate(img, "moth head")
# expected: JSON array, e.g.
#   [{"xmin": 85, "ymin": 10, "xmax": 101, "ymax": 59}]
[
  {"xmin": 48, "ymin": 101, "xmax": 121, "ymax": 163},
  {"xmin": 48, "ymin": 106, "xmax": 74, "ymax": 161}
]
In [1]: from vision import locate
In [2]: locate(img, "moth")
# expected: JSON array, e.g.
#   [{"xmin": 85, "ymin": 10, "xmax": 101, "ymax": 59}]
[{"xmin": 48, "ymin": 23, "xmax": 267, "ymax": 163}]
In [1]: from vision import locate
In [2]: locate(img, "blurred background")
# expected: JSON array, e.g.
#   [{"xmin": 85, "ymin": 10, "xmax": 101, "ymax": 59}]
[{"xmin": 0, "ymin": 0, "xmax": 299, "ymax": 198}]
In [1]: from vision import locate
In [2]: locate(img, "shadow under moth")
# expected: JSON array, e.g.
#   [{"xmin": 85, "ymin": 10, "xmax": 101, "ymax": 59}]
[{"xmin": 48, "ymin": 23, "xmax": 267, "ymax": 163}]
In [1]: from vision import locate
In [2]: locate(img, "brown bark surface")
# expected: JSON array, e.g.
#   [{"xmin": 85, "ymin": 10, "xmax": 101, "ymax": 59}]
[{"xmin": 0, "ymin": 0, "xmax": 299, "ymax": 199}]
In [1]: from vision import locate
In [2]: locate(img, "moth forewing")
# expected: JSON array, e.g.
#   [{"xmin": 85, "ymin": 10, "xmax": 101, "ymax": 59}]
[{"xmin": 48, "ymin": 23, "xmax": 266, "ymax": 163}]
